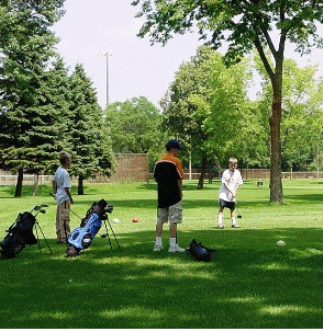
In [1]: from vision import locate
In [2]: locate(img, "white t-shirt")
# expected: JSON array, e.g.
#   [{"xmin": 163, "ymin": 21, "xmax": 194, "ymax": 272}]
[
  {"xmin": 53, "ymin": 166, "xmax": 71, "ymax": 206},
  {"xmin": 219, "ymin": 169, "xmax": 243, "ymax": 202}
]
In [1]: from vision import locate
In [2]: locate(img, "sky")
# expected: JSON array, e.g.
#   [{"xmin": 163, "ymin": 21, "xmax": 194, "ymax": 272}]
[{"xmin": 52, "ymin": 0, "xmax": 323, "ymax": 110}]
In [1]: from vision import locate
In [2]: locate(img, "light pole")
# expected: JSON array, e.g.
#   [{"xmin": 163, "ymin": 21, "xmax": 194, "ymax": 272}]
[{"xmin": 104, "ymin": 52, "xmax": 112, "ymax": 107}]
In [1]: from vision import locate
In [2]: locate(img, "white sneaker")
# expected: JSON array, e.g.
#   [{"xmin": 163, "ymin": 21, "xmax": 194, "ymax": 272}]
[
  {"xmin": 168, "ymin": 244, "xmax": 186, "ymax": 253},
  {"xmin": 154, "ymin": 244, "xmax": 164, "ymax": 252}
]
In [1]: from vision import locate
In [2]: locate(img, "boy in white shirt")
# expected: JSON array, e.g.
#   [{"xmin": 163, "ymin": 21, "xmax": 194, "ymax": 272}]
[
  {"xmin": 217, "ymin": 158, "xmax": 243, "ymax": 229},
  {"xmin": 52, "ymin": 151, "xmax": 74, "ymax": 243}
]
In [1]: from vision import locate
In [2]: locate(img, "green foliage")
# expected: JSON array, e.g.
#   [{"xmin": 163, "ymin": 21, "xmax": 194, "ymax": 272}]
[
  {"xmin": 0, "ymin": 1, "xmax": 114, "ymax": 197},
  {"xmin": 162, "ymin": 46, "xmax": 253, "ymax": 169},
  {"xmin": 105, "ymin": 97, "xmax": 165, "ymax": 169},
  {"xmin": 255, "ymin": 56, "xmax": 323, "ymax": 171},
  {"xmin": 66, "ymin": 64, "xmax": 115, "ymax": 191},
  {"xmin": 133, "ymin": 0, "xmax": 323, "ymax": 202},
  {"xmin": 0, "ymin": 0, "xmax": 66, "ymax": 196}
]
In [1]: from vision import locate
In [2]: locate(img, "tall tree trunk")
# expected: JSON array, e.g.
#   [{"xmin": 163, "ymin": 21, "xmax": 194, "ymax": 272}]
[
  {"xmin": 78, "ymin": 175, "xmax": 84, "ymax": 195},
  {"xmin": 33, "ymin": 172, "xmax": 39, "ymax": 196},
  {"xmin": 270, "ymin": 81, "xmax": 283, "ymax": 203},
  {"xmin": 197, "ymin": 156, "xmax": 207, "ymax": 190},
  {"xmin": 15, "ymin": 167, "xmax": 23, "ymax": 197}
]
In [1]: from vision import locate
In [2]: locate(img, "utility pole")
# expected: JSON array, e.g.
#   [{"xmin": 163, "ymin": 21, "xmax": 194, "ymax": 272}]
[{"xmin": 104, "ymin": 52, "xmax": 112, "ymax": 107}]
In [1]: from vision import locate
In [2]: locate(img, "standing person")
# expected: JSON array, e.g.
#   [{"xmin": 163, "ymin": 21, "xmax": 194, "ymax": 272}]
[
  {"xmin": 217, "ymin": 158, "xmax": 243, "ymax": 229},
  {"xmin": 153, "ymin": 140, "xmax": 186, "ymax": 252},
  {"xmin": 52, "ymin": 151, "xmax": 73, "ymax": 243}
]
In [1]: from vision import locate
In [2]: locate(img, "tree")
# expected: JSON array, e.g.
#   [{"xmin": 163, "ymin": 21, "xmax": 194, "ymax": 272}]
[
  {"xmin": 0, "ymin": 0, "xmax": 65, "ymax": 197},
  {"xmin": 161, "ymin": 46, "xmax": 248, "ymax": 188},
  {"xmin": 132, "ymin": 0, "xmax": 323, "ymax": 203},
  {"xmin": 256, "ymin": 57, "xmax": 323, "ymax": 171},
  {"xmin": 66, "ymin": 64, "xmax": 114, "ymax": 195},
  {"xmin": 105, "ymin": 96, "xmax": 165, "ymax": 170}
]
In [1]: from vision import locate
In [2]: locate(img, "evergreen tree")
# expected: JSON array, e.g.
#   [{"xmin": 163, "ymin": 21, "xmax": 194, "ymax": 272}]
[
  {"xmin": 0, "ymin": 0, "xmax": 65, "ymax": 196},
  {"xmin": 67, "ymin": 64, "xmax": 114, "ymax": 195}
]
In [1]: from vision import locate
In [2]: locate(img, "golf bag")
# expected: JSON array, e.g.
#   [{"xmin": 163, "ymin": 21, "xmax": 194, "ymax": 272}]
[
  {"xmin": 0, "ymin": 212, "xmax": 37, "ymax": 260},
  {"xmin": 66, "ymin": 199, "xmax": 113, "ymax": 257},
  {"xmin": 187, "ymin": 239, "xmax": 217, "ymax": 262}
]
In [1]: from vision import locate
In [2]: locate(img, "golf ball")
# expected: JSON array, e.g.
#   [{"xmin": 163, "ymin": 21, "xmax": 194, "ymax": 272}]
[
  {"xmin": 113, "ymin": 218, "xmax": 120, "ymax": 223},
  {"xmin": 277, "ymin": 240, "xmax": 286, "ymax": 246}
]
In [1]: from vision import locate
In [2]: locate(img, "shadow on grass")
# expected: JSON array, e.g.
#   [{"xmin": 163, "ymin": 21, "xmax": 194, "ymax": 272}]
[
  {"xmin": 1, "ymin": 227, "xmax": 323, "ymax": 328},
  {"xmin": 285, "ymin": 193, "xmax": 323, "ymax": 203}
]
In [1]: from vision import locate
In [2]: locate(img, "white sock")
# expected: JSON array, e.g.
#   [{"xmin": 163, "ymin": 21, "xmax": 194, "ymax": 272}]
[
  {"xmin": 170, "ymin": 238, "xmax": 177, "ymax": 247},
  {"xmin": 231, "ymin": 217, "xmax": 236, "ymax": 225},
  {"xmin": 156, "ymin": 237, "xmax": 162, "ymax": 246},
  {"xmin": 218, "ymin": 214, "xmax": 223, "ymax": 226}
]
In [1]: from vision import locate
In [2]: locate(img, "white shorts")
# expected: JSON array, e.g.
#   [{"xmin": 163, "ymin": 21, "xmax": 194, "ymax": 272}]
[{"xmin": 157, "ymin": 201, "xmax": 182, "ymax": 225}]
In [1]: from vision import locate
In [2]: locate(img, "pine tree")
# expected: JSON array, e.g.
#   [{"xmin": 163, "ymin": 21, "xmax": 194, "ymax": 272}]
[
  {"xmin": 67, "ymin": 64, "xmax": 114, "ymax": 195},
  {"xmin": 0, "ymin": 0, "xmax": 65, "ymax": 196}
]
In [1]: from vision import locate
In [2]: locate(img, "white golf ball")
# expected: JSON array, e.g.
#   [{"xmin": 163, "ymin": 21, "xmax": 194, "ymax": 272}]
[
  {"xmin": 113, "ymin": 218, "xmax": 120, "ymax": 223},
  {"xmin": 277, "ymin": 240, "xmax": 286, "ymax": 246}
]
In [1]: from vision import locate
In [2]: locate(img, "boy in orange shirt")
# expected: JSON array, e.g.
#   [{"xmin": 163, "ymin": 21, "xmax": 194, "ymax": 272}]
[{"xmin": 153, "ymin": 140, "xmax": 186, "ymax": 252}]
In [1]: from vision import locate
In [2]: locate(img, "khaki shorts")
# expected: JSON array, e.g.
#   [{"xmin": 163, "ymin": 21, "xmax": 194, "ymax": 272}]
[{"xmin": 157, "ymin": 201, "xmax": 182, "ymax": 225}]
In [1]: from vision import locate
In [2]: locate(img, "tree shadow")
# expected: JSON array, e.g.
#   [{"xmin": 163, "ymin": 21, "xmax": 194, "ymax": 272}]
[
  {"xmin": 1, "ymin": 227, "xmax": 323, "ymax": 328},
  {"xmin": 285, "ymin": 193, "xmax": 323, "ymax": 204}
]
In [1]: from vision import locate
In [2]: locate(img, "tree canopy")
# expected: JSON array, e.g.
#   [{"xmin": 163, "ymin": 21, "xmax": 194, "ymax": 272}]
[
  {"xmin": 133, "ymin": 0, "xmax": 323, "ymax": 203},
  {"xmin": 0, "ymin": 0, "xmax": 66, "ymax": 196}
]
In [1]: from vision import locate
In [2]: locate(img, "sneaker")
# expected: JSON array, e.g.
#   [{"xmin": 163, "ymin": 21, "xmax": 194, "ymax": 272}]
[
  {"xmin": 217, "ymin": 224, "xmax": 224, "ymax": 229},
  {"xmin": 232, "ymin": 224, "xmax": 241, "ymax": 228},
  {"xmin": 168, "ymin": 244, "xmax": 186, "ymax": 253},
  {"xmin": 154, "ymin": 244, "xmax": 164, "ymax": 252}
]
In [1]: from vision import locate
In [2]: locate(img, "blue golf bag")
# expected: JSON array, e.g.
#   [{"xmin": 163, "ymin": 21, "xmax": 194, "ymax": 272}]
[
  {"xmin": 66, "ymin": 199, "xmax": 113, "ymax": 257},
  {"xmin": 1, "ymin": 212, "xmax": 37, "ymax": 260}
]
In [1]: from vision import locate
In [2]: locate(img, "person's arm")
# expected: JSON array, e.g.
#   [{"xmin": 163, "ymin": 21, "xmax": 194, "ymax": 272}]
[
  {"xmin": 178, "ymin": 179, "xmax": 183, "ymax": 197},
  {"xmin": 65, "ymin": 187, "xmax": 73, "ymax": 204},
  {"xmin": 52, "ymin": 180, "xmax": 57, "ymax": 195},
  {"xmin": 177, "ymin": 160, "xmax": 184, "ymax": 197}
]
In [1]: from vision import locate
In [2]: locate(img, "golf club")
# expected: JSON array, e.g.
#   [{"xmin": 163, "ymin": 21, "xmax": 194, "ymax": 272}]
[
  {"xmin": 49, "ymin": 193, "xmax": 82, "ymax": 220},
  {"xmin": 69, "ymin": 208, "xmax": 82, "ymax": 220},
  {"xmin": 30, "ymin": 205, "xmax": 42, "ymax": 213},
  {"xmin": 34, "ymin": 209, "xmax": 46, "ymax": 217},
  {"xmin": 236, "ymin": 206, "xmax": 242, "ymax": 219}
]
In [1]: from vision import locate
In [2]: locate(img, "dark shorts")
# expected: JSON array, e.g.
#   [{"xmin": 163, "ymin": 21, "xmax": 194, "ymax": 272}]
[{"xmin": 219, "ymin": 199, "xmax": 236, "ymax": 211}]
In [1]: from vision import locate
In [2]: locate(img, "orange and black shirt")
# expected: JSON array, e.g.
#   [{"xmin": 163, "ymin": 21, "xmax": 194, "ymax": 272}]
[{"xmin": 154, "ymin": 152, "xmax": 184, "ymax": 208}]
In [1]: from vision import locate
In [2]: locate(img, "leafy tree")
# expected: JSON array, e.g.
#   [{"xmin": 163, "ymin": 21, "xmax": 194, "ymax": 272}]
[
  {"xmin": 161, "ymin": 46, "xmax": 249, "ymax": 188},
  {"xmin": 105, "ymin": 96, "xmax": 165, "ymax": 170},
  {"xmin": 66, "ymin": 64, "xmax": 114, "ymax": 195},
  {"xmin": 256, "ymin": 57, "xmax": 323, "ymax": 171},
  {"xmin": 133, "ymin": 0, "xmax": 323, "ymax": 203},
  {"xmin": 0, "ymin": 0, "xmax": 65, "ymax": 197}
]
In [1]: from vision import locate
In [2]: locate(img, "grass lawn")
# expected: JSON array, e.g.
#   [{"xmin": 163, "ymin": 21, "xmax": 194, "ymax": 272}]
[{"xmin": 0, "ymin": 179, "xmax": 323, "ymax": 328}]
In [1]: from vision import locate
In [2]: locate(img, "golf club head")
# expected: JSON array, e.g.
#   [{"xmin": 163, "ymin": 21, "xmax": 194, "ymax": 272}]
[
  {"xmin": 237, "ymin": 215, "xmax": 242, "ymax": 219},
  {"xmin": 101, "ymin": 233, "xmax": 109, "ymax": 238}
]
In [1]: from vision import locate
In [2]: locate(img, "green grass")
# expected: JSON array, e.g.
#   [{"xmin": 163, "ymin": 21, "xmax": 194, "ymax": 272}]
[{"xmin": 1, "ymin": 179, "xmax": 323, "ymax": 328}]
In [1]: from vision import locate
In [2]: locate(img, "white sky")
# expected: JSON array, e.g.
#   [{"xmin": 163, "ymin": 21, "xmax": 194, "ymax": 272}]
[{"xmin": 53, "ymin": 0, "xmax": 323, "ymax": 110}]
